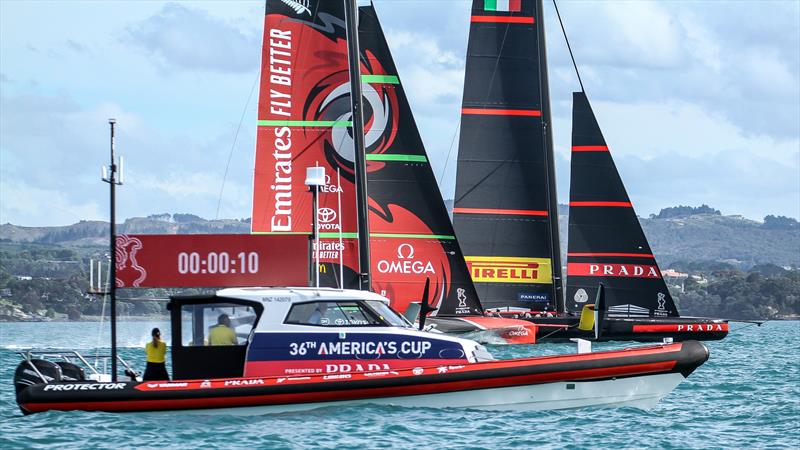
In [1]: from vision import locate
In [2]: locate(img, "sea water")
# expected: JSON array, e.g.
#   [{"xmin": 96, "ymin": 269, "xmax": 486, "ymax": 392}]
[{"xmin": 0, "ymin": 321, "xmax": 798, "ymax": 449}]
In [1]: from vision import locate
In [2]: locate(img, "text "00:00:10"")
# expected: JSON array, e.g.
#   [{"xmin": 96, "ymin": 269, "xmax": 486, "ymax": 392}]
[{"xmin": 177, "ymin": 252, "xmax": 259, "ymax": 275}]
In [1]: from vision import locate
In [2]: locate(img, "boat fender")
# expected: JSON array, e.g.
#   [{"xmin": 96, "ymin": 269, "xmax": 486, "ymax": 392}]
[{"xmin": 14, "ymin": 359, "xmax": 62, "ymax": 395}]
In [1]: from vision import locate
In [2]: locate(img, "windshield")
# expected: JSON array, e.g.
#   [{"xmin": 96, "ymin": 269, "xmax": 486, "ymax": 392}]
[
  {"xmin": 365, "ymin": 300, "xmax": 413, "ymax": 328},
  {"xmin": 285, "ymin": 301, "xmax": 383, "ymax": 327}
]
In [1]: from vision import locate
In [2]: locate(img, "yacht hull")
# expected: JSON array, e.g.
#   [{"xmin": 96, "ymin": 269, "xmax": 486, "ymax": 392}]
[{"xmin": 524, "ymin": 316, "xmax": 729, "ymax": 342}]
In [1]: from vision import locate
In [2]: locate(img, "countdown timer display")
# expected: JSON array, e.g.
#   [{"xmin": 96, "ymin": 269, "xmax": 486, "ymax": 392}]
[{"xmin": 115, "ymin": 234, "xmax": 308, "ymax": 288}]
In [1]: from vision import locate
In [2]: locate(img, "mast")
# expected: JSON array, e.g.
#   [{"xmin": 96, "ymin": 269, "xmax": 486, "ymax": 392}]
[
  {"xmin": 103, "ymin": 119, "xmax": 121, "ymax": 382},
  {"xmin": 344, "ymin": 0, "xmax": 371, "ymax": 291},
  {"xmin": 535, "ymin": 0, "xmax": 565, "ymax": 314}
]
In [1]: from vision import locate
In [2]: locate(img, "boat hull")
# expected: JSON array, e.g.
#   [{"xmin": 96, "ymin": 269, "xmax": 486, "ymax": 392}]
[
  {"xmin": 172, "ymin": 372, "xmax": 685, "ymax": 415},
  {"xmin": 17, "ymin": 341, "xmax": 708, "ymax": 415},
  {"xmin": 522, "ymin": 316, "xmax": 729, "ymax": 342}
]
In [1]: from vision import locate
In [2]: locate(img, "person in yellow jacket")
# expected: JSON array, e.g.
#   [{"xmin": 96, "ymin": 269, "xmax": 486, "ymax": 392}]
[
  {"xmin": 208, "ymin": 314, "xmax": 238, "ymax": 346},
  {"xmin": 143, "ymin": 328, "xmax": 169, "ymax": 381}
]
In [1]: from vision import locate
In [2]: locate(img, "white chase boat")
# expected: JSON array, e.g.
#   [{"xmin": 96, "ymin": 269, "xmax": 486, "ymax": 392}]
[{"xmin": 16, "ymin": 288, "xmax": 709, "ymax": 415}]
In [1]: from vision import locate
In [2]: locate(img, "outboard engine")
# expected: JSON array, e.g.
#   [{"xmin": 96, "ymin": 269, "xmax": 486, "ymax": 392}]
[
  {"xmin": 14, "ymin": 359, "xmax": 62, "ymax": 395},
  {"xmin": 56, "ymin": 361, "xmax": 86, "ymax": 382}
]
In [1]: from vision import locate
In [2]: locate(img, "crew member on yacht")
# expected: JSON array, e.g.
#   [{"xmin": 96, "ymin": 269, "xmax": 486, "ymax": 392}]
[
  {"xmin": 143, "ymin": 328, "xmax": 169, "ymax": 381},
  {"xmin": 208, "ymin": 314, "xmax": 238, "ymax": 345}
]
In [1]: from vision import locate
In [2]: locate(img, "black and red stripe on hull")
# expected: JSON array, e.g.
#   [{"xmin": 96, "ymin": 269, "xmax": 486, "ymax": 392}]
[
  {"xmin": 521, "ymin": 316, "xmax": 729, "ymax": 342},
  {"xmin": 18, "ymin": 342, "xmax": 708, "ymax": 414}
]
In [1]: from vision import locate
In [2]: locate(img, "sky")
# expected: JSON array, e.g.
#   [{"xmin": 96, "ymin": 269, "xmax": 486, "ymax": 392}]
[{"xmin": 1, "ymin": 0, "xmax": 798, "ymax": 227}]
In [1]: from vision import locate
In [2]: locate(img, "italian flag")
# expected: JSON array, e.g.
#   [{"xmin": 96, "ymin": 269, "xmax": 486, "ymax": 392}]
[{"xmin": 484, "ymin": 0, "xmax": 521, "ymax": 12}]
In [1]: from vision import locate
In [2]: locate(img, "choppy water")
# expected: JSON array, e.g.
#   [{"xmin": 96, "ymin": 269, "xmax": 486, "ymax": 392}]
[{"xmin": 1, "ymin": 320, "xmax": 798, "ymax": 449}]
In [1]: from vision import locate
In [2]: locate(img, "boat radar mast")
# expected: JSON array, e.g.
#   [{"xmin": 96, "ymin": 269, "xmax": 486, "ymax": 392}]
[{"xmin": 101, "ymin": 118, "xmax": 123, "ymax": 382}]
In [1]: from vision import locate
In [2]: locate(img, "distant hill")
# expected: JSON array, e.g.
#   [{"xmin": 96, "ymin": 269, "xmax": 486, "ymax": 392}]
[
  {"xmin": 1, "ymin": 206, "xmax": 798, "ymax": 269},
  {"xmin": 0, "ymin": 215, "xmax": 250, "ymax": 247},
  {"xmin": 1, "ymin": 206, "xmax": 798, "ymax": 321},
  {"xmin": 639, "ymin": 213, "xmax": 798, "ymax": 269},
  {"xmin": 560, "ymin": 206, "xmax": 797, "ymax": 269}
]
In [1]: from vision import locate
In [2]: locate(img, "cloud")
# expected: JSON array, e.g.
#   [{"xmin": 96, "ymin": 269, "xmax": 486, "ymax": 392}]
[
  {"xmin": 549, "ymin": 99, "xmax": 800, "ymax": 220},
  {"xmin": 65, "ymin": 39, "xmax": 87, "ymax": 54},
  {"xmin": 588, "ymin": 100, "xmax": 799, "ymax": 167},
  {"xmin": 385, "ymin": 30, "xmax": 464, "ymax": 109},
  {"xmin": 0, "ymin": 89, "xmax": 255, "ymax": 226},
  {"xmin": 381, "ymin": 28, "xmax": 466, "ymax": 187},
  {"xmin": 124, "ymin": 3, "xmax": 260, "ymax": 73},
  {"xmin": 545, "ymin": 0, "xmax": 800, "ymax": 138},
  {"xmin": 0, "ymin": 179, "xmax": 103, "ymax": 226},
  {"xmin": 0, "ymin": 0, "xmax": 797, "ymax": 226}
]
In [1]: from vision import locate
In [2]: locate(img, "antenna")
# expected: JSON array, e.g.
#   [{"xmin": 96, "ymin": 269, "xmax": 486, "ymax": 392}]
[{"xmin": 101, "ymin": 118, "xmax": 122, "ymax": 382}]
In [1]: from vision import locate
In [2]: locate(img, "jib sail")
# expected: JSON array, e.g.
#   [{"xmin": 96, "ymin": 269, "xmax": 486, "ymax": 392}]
[
  {"xmin": 251, "ymin": 0, "xmax": 359, "ymax": 288},
  {"xmin": 452, "ymin": 0, "xmax": 563, "ymax": 312},
  {"xmin": 566, "ymin": 91, "xmax": 678, "ymax": 318},
  {"xmin": 359, "ymin": 5, "xmax": 482, "ymax": 316}
]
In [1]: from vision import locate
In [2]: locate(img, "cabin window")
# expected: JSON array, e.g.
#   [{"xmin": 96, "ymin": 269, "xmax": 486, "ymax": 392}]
[
  {"xmin": 285, "ymin": 301, "xmax": 383, "ymax": 327},
  {"xmin": 181, "ymin": 303, "xmax": 258, "ymax": 347},
  {"xmin": 365, "ymin": 300, "xmax": 412, "ymax": 328}
]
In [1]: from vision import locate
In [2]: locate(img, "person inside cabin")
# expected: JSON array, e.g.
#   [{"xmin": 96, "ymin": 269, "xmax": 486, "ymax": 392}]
[
  {"xmin": 143, "ymin": 328, "xmax": 169, "ymax": 381},
  {"xmin": 208, "ymin": 313, "xmax": 238, "ymax": 345},
  {"xmin": 308, "ymin": 303, "xmax": 328, "ymax": 325}
]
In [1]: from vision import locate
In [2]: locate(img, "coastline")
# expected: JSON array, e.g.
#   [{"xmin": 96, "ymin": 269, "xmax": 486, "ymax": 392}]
[{"xmin": 0, "ymin": 314, "xmax": 169, "ymax": 323}]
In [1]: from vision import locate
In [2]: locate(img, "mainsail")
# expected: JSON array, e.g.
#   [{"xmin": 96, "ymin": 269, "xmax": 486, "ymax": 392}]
[
  {"xmin": 453, "ymin": 0, "xmax": 563, "ymax": 312},
  {"xmin": 252, "ymin": 0, "xmax": 360, "ymax": 288},
  {"xmin": 566, "ymin": 91, "xmax": 679, "ymax": 318},
  {"xmin": 359, "ymin": 5, "xmax": 482, "ymax": 316},
  {"xmin": 251, "ymin": 1, "xmax": 481, "ymax": 314}
]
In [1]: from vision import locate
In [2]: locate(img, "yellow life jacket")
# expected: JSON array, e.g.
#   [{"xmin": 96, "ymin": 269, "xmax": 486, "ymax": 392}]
[
  {"xmin": 145, "ymin": 340, "xmax": 167, "ymax": 363},
  {"xmin": 208, "ymin": 325, "xmax": 237, "ymax": 346}
]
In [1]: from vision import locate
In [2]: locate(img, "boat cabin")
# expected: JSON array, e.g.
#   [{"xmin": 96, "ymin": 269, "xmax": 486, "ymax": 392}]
[{"xmin": 167, "ymin": 288, "xmax": 489, "ymax": 380}]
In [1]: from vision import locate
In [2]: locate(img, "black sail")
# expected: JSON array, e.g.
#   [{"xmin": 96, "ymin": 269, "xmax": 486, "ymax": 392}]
[
  {"xmin": 453, "ymin": 0, "xmax": 562, "ymax": 312},
  {"xmin": 359, "ymin": 6, "xmax": 483, "ymax": 316},
  {"xmin": 566, "ymin": 91, "xmax": 679, "ymax": 318}
]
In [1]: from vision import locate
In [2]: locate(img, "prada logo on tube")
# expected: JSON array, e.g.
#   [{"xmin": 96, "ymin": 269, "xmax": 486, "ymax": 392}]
[
  {"xmin": 465, "ymin": 256, "xmax": 552, "ymax": 284},
  {"xmin": 568, "ymin": 263, "xmax": 661, "ymax": 279}
]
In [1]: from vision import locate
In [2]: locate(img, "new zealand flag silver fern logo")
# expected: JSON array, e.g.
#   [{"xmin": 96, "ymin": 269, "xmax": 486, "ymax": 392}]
[{"xmin": 280, "ymin": 0, "xmax": 311, "ymax": 16}]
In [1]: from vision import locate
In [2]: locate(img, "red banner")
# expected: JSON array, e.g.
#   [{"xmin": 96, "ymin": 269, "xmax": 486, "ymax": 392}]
[{"xmin": 115, "ymin": 234, "xmax": 308, "ymax": 288}]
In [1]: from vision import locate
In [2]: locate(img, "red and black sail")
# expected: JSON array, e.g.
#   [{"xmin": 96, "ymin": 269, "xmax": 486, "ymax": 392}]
[
  {"xmin": 566, "ymin": 91, "xmax": 678, "ymax": 317},
  {"xmin": 453, "ymin": 0, "xmax": 563, "ymax": 312},
  {"xmin": 251, "ymin": 0, "xmax": 361, "ymax": 289},
  {"xmin": 251, "ymin": 1, "xmax": 481, "ymax": 314},
  {"xmin": 359, "ymin": 5, "xmax": 482, "ymax": 316}
]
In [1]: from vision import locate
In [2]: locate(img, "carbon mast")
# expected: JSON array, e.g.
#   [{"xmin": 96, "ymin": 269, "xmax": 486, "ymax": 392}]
[
  {"xmin": 345, "ymin": 0, "xmax": 371, "ymax": 291},
  {"xmin": 534, "ymin": 0, "xmax": 565, "ymax": 314}
]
